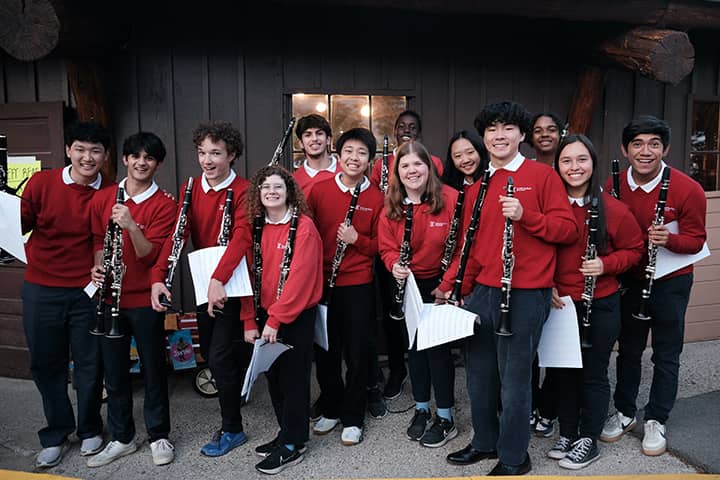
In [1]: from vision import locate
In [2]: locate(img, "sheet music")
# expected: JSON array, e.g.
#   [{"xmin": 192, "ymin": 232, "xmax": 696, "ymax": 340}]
[
  {"xmin": 0, "ymin": 191, "xmax": 27, "ymax": 263},
  {"xmin": 402, "ymin": 272, "xmax": 423, "ymax": 346},
  {"xmin": 241, "ymin": 339, "xmax": 292, "ymax": 400},
  {"xmin": 315, "ymin": 304, "xmax": 329, "ymax": 351},
  {"xmin": 416, "ymin": 303, "xmax": 476, "ymax": 351},
  {"xmin": 187, "ymin": 247, "xmax": 252, "ymax": 306},
  {"xmin": 655, "ymin": 221, "xmax": 711, "ymax": 279},
  {"xmin": 537, "ymin": 296, "xmax": 583, "ymax": 368}
]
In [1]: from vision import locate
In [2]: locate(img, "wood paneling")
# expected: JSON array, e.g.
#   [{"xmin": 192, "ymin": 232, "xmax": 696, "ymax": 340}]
[{"xmin": 4, "ymin": 57, "xmax": 36, "ymax": 103}]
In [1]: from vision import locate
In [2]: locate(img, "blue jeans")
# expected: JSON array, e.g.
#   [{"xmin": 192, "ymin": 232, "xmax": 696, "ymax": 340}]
[{"xmin": 463, "ymin": 284, "xmax": 550, "ymax": 466}]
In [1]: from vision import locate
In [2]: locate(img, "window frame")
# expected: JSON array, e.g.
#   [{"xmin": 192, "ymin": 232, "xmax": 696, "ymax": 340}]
[{"xmin": 687, "ymin": 94, "xmax": 720, "ymax": 193}]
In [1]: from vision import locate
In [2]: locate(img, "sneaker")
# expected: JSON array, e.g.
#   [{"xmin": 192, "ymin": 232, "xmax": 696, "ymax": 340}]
[
  {"xmin": 420, "ymin": 416, "xmax": 458, "ymax": 448},
  {"xmin": 547, "ymin": 436, "xmax": 575, "ymax": 460},
  {"xmin": 383, "ymin": 370, "xmax": 408, "ymax": 400},
  {"xmin": 255, "ymin": 444, "xmax": 304, "ymax": 474},
  {"xmin": 200, "ymin": 431, "xmax": 248, "ymax": 457},
  {"xmin": 559, "ymin": 437, "xmax": 600, "ymax": 469},
  {"xmin": 36, "ymin": 441, "xmax": 69, "ymax": 468},
  {"xmin": 367, "ymin": 387, "xmax": 387, "ymax": 419},
  {"xmin": 150, "ymin": 438, "xmax": 175, "ymax": 466},
  {"xmin": 341, "ymin": 426, "xmax": 363, "ymax": 446},
  {"xmin": 642, "ymin": 420, "xmax": 667, "ymax": 456},
  {"xmin": 600, "ymin": 411, "xmax": 637, "ymax": 442},
  {"xmin": 313, "ymin": 416, "xmax": 340, "ymax": 435},
  {"xmin": 87, "ymin": 439, "xmax": 138, "ymax": 467},
  {"xmin": 530, "ymin": 410, "xmax": 539, "ymax": 431},
  {"xmin": 407, "ymin": 409, "xmax": 432, "ymax": 441},
  {"xmin": 255, "ymin": 437, "xmax": 307, "ymax": 457},
  {"xmin": 309, "ymin": 398, "xmax": 322, "ymax": 422},
  {"xmin": 80, "ymin": 434, "xmax": 104, "ymax": 456},
  {"xmin": 534, "ymin": 416, "xmax": 555, "ymax": 437}
]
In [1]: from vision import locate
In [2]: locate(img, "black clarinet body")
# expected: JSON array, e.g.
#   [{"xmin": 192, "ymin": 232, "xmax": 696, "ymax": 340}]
[
  {"xmin": 277, "ymin": 206, "xmax": 300, "ymax": 299},
  {"xmin": 160, "ymin": 177, "xmax": 193, "ymax": 309},
  {"xmin": 327, "ymin": 182, "xmax": 363, "ymax": 302},
  {"xmin": 252, "ymin": 214, "xmax": 264, "ymax": 324},
  {"xmin": 611, "ymin": 158, "xmax": 621, "ymax": 200},
  {"xmin": 496, "ymin": 177, "xmax": 515, "ymax": 337},
  {"xmin": 389, "ymin": 203, "xmax": 414, "ymax": 321},
  {"xmin": 440, "ymin": 187, "xmax": 465, "ymax": 275},
  {"xmin": 580, "ymin": 197, "xmax": 599, "ymax": 349},
  {"xmin": 217, "ymin": 188, "xmax": 233, "ymax": 246},
  {"xmin": 379, "ymin": 135, "xmax": 389, "ymax": 195},
  {"xmin": 268, "ymin": 117, "xmax": 297, "ymax": 167}
]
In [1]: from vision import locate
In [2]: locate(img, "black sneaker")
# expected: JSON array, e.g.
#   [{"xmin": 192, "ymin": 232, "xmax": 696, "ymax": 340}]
[
  {"xmin": 309, "ymin": 398, "xmax": 322, "ymax": 422},
  {"xmin": 255, "ymin": 445, "xmax": 304, "ymax": 475},
  {"xmin": 407, "ymin": 409, "xmax": 432, "ymax": 441},
  {"xmin": 559, "ymin": 437, "xmax": 600, "ymax": 470},
  {"xmin": 383, "ymin": 370, "xmax": 408, "ymax": 400},
  {"xmin": 547, "ymin": 436, "xmax": 575, "ymax": 460},
  {"xmin": 367, "ymin": 387, "xmax": 387, "ymax": 419},
  {"xmin": 420, "ymin": 416, "xmax": 458, "ymax": 448},
  {"xmin": 255, "ymin": 437, "xmax": 307, "ymax": 458}
]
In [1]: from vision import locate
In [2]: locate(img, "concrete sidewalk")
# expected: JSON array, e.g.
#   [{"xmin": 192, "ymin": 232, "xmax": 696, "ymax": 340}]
[{"xmin": 0, "ymin": 340, "xmax": 718, "ymax": 479}]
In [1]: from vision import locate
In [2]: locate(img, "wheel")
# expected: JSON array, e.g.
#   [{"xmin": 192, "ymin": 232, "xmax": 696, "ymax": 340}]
[{"xmin": 193, "ymin": 366, "xmax": 218, "ymax": 398}]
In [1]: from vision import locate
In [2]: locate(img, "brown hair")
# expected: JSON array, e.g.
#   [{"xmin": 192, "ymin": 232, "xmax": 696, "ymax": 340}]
[
  {"xmin": 385, "ymin": 140, "xmax": 444, "ymax": 220},
  {"xmin": 247, "ymin": 165, "xmax": 310, "ymax": 219}
]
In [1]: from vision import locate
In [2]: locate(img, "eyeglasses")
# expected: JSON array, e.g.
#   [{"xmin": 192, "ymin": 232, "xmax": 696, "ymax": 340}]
[{"xmin": 259, "ymin": 183, "xmax": 286, "ymax": 192}]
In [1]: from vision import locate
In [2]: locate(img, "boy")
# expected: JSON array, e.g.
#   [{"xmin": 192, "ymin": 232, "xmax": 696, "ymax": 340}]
[{"xmin": 292, "ymin": 114, "xmax": 337, "ymax": 194}]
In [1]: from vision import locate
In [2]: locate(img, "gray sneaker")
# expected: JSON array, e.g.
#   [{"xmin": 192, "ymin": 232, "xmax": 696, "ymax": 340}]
[
  {"xmin": 150, "ymin": 438, "xmax": 175, "ymax": 466},
  {"xmin": 80, "ymin": 434, "xmax": 104, "ymax": 456},
  {"xmin": 36, "ymin": 441, "xmax": 69, "ymax": 468},
  {"xmin": 87, "ymin": 439, "xmax": 138, "ymax": 467},
  {"xmin": 600, "ymin": 411, "xmax": 637, "ymax": 442}
]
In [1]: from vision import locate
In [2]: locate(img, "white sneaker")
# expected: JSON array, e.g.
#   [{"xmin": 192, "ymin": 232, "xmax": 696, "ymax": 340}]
[
  {"xmin": 312, "ymin": 416, "xmax": 340, "ymax": 435},
  {"xmin": 341, "ymin": 426, "xmax": 363, "ymax": 446},
  {"xmin": 642, "ymin": 420, "xmax": 667, "ymax": 456},
  {"xmin": 87, "ymin": 439, "xmax": 138, "ymax": 467},
  {"xmin": 80, "ymin": 434, "xmax": 104, "ymax": 456},
  {"xmin": 36, "ymin": 441, "xmax": 69, "ymax": 468},
  {"xmin": 600, "ymin": 411, "xmax": 637, "ymax": 442},
  {"xmin": 150, "ymin": 438, "xmax": 175, "ymax": 466}
]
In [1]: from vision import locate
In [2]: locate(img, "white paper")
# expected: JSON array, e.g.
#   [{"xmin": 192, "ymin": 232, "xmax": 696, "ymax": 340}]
[
  {"xmin": 0, "ymin": 191, "xmax": 27, "ymax": 263},
  {"xmin": 84, "ymin": 281, "xmax": 98, "ymax": 298},
  {"xmin": 537, "ymin": 296, "xmax": 583, "ymax": 368},
  {"xmin": 654, "ymin": 221, "xmax": 711, "ymax": 279},
  {"xmin": 241, "ymin": 339, "xmax": 292, "ymax": 400},
  {"xmin": 416, "ymin": 303, "xmax": 476, "ymax": 350},
  {"xmin": 401, "ymin": 273, "xmax": 423, "ymax": 346},
  {"xmin": 315, "ymin": 304, "xmax": 329, "ymax": 351},
  {"xmin": 187, "ymin": 247, "xmax": 252, "ymax": 306}
]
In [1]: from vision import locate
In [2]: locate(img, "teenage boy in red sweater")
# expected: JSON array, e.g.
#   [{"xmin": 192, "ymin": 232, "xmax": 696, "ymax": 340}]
[
  {"xmin": 292, "ymin": 114, "xmax": 337, "ymax": 195},
  {"xmin": 87, "ymin": 132, "xmax": 177, "ymax": 467},
  {"xmin": 21, "ymin": 121, "xmax": 113, "ymax": 468},
  {"xmin": 601, "ymin": 115, "xmax": 707, "ymax": 457},
  {"xmin": 151, "ymin": 122, "xmax": 253, "ymax": 457}
]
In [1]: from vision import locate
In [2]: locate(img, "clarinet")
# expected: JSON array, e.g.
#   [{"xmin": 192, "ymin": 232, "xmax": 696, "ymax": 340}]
[
  {"xmin": 217, "ymin": 188, "xmax": 233, "ymax": 246},
  {"xmin": 448, "ymin": 169, "xmax": 490, "ymax": 304},
  {"xmin": 389, "ymin": 203, "xmax": 414, "ymax": 321},
  {"xmin": 496, "ymin": 177, "xmax": 515, "ymax": 337},
  {"xmin": 252, "ymin": 214, "xmax": 264, "ymax": 324},
  {"xmin": 379, "ymin": 135, "xmax": 389, "ymax": 195},
  {"xmin": 580, "ymin": 197, "xmax": 599, "ymax": 349},
  {"xmin": 633, "ymin": 167, "xmax": 671, "ymax": 321},
  {"xmin": 440, "ymin": 187, "xmax": 465, "ymax": 275},
  {"xmin": 268, "ymin": 117, "xmax": 297, "ymax": 167},
  {"xmin": 159, "ymin": 177, "xmax": 193, "ymax": 309},
  {"xmin": 611, "ymin": 158, "xmax": 621, "ymax": 199},
  {"xmin": 90, "ymin": 187, "xmax": 125, "ymax": 338},
  {"xmin": 327, "ymin": 182, "xmax": 363, "ymax": 298},
  {"xmin": 277, "ymin": 206, "xmax": 300, "ymax": 299}
]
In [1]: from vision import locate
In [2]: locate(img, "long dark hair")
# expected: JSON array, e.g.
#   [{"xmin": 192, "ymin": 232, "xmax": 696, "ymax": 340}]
[
  {"xmin": 554, "ymin": 134, "xmax": 608, "ymax": 254},
  {"xmin": 247, "ymin": 165, "xmax": 310, "ymax": 219},
  {"xmin": 441, "ymin": 130, "xmax": 489, "ymax": 190},
  {"xmin": 386, "ymin": 141, "xmax": 444, "ymax": 220}
]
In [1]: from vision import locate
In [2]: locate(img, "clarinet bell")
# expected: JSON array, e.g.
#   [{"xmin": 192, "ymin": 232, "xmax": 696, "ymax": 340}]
[
  {"xmin": 105, "ymin": 311, "xmax": 123, "ymax": 339},
  {"xmin": 158, "ymin": 293, "xmax": 173, "ymax": 310},
  {"xmin": 580, "ymin": 328, "xmax": 592, "ymax": 349},
  {"xmin": 495, "ymin": 312, "xmax": 513, "ymax": 336},
  {"xmin": 89, "ymin": 311, "xmax": 106, "ymax": 336}
]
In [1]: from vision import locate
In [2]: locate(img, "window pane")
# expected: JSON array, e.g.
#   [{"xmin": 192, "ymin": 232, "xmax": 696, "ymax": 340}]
[
  {"xmin": 691, "ymin": 101, "xmax": 719, "ymax": 152},
  {"xmin": 291, "ymin": 94, "xmax": 328, "ymax": 152},
  {"xmin": 331, "ymin": 95, "xmax": 369, "ymax": 142},
  {"xmin": 690, "ymin": 152, "xmax": 719, "ymax": 191},
  {"xmin": 371, "ymin": 96, "xmax": 407, "ymax": 154}
]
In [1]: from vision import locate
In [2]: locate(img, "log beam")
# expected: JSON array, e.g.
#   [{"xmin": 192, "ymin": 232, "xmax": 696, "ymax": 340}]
[
  {"xmin": 567, "ymin": 66, "xmax": 607, "ymax": 135},
  {"xmin": 0, "ymin": 0, "xmax": 60, "ymax": 61}
]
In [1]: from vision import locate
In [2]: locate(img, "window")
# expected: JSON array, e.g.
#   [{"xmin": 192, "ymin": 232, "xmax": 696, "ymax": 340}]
[
  {"xmin": 690, "ymin": 99, "xmax": 720, "ymax": 191},
  {"xmin": 291, "ymin": 94, "xmax": 407, "ymax": 166}
]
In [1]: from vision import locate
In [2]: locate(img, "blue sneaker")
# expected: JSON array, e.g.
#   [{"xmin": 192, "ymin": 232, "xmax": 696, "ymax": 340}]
[{"xmin": 201, "ymin": 431, "xmax": 248, "ymax": 457}]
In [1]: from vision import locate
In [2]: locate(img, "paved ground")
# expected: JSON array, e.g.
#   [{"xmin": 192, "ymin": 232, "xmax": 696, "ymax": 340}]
[{"xmin": 0, "ymin": 340, "xmax": 718, "ymax": 479}]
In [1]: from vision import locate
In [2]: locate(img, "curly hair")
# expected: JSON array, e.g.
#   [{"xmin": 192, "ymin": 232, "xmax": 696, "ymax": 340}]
[
  {"xmin": 247, "ymin": 165, "xmax": 310, "ymax": 220},
  {"xmin": 385, "ymin": 140, "xmax": 444, "ymax": 220},
  {"xmin": 474, "ymin": 101, "xmax": 531, "ymax": 138},
  {"xmin": 192, "ymin": 121, "xmax": 244, "ymax": 160}
]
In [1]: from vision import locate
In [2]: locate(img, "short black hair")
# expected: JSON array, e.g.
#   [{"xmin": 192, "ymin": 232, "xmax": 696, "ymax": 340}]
[
  {"xmin": 395, "ymin": 110, "xmax": 422, "ymax": 133},
  {"xmin": 335, "ymin": 128, "xmax": 377, "ymax": 159},
  {"xmin": 531, "ymin": 112, "xmax": 563, "ymax": 130},
  {"xmin": 122, "ymin": 132, "xmax": 167, "ymax": 162},
  {"xmin": 295, "ymin": 114, "xmax": 332, "ymax": 140},
  {"xmin": 622, "ymin": 115, "xmax": 671, "ymax": 150},
  {"xmin": 65, "ymin": 121, "xmax": 111, "ymax": 150},
  {"xmin": 474, "ymin": 101, "xmax": 531, "ymax": 137}
]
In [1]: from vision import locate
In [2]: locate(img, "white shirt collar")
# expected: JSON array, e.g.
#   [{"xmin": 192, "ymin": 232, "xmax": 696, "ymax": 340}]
[
  {"xmin": 303, "ymin": 154, "xmax": 337, "ymax": 178},
  {"xmin": 489, "ymin": 152, "xmax": 525, "ymax": 176},
  {"xmin": 568, "ymin": 196, "xmax": 586, "ymax": 207},
  {"xmin": 201, "ymin": 169, "xmax": 237, "ymax": 193},
  {"xmin": 627, "ymin": 161, "xmax": 668, "ymax": 193},
  {"xmin": 265, "ymin": 208, "xmax": 293, "ymax": 225},
  {"xmin": 118, "ymin": 178, "xmax": 158, "ymax": 204},
  {"xmin": 62, "ymin": 165, "xmax": 103, "ymax": 190},
  {"xmin": 334, "ymin": 173, "xmax": 370, "ymax": 193}
]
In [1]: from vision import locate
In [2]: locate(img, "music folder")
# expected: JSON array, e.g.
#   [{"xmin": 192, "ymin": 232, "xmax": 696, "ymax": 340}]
[
  {"xmin": 187, "ymin": 247, "xmax": 253, "ymax": 306},
  {"xmin": 241, "ymin": 339, "xmax": 292, "ymax": 400}
]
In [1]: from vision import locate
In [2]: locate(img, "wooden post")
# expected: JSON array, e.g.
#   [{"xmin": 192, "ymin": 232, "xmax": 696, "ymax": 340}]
[{"xmin": 567, "ymin": 66, "xmax": 606, "ymax": 135}]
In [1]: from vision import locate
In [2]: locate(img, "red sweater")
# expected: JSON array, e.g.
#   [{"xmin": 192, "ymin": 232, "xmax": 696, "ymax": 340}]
[
  {"xmin": 293, "ymin": 161, "xmax": 338, "ymax": 196},
  {"xmin": 306, "ymin": 176, "xmax": 384, "ymax": 286},
  {"xmin": 244, "ymin": 214, "xmax": 323, "ymax": 331},
  {"xmin": 554, "ymin": 192, "xmax": 644, "ymax": 301},
  {"xmin": 439, "ymin": 159, "xmax": 578, "ymax": 294},
  {"xmin": 21, "ymin": 168, "xmax": 113, "ymax": 287},
  {"xmin": 90, "ymin": 183, "xmax": 177, "ymax": 308},
  {"xmin": 379, "ymin": 185, "xmax": 460, "ymax": 279},
  {"xmin": 370, "ymin": 153, "xmax": 444, "ymax": 191},
  {"xmin": 604, "ymin": 167, "xmax": 707, "ymax": 280}
]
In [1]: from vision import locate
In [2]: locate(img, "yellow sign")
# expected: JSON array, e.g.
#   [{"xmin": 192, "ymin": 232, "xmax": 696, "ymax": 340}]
[{"xmin": 7, "ymin": 156, "xmax": 41, "ymax": 195}]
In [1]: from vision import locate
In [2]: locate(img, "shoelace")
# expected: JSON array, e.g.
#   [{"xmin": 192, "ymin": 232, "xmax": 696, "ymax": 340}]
[
  {"xmin": 567, "ymin": 438, "xmax": 593, "ymax": 461},
  {"xmin": 554, "ymin": 436, "xmax": 572, "ymax": 451},
  {"xmin": 211, "ymin": 430, "xmax": 222, "ymax": 444},
  {"xmin": 153, "ymin": 439, "xmax": 174, "ymax": 451}
]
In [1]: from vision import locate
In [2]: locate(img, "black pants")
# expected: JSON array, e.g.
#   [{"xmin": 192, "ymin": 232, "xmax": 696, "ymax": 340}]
[
  {"xmin": 315, "ymin": 283, "xmax": 374, "ymax": 427},
  {"xmin": 196, "ymin": 298, "xmax": 253, "ymax": 433},
  {"xmin": 100, "ymin": 306, "xmax": 170, "ymax": 443},
  {"xmin": 531, "ymin": 356, "xmax": 557, "ymax": 419},
  {"xmin": 552, "ymin": 293, "xmax": 621, "ymax": 440},
  {"xmin": 375, "ymin": 260, "xmax": 408, "ymax": 378},
  {"xmin": 22, "ymin": 282, "xmax": 103, "ymax": 447}
]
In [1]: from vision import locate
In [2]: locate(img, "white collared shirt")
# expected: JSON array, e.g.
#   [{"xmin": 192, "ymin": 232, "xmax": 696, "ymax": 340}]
[
  {"xmin": 265, "ymin": 208, "xmax": 293, "ymax": 225},
  {"xmin": 302, "ymin": 155, "xmax": 337, "ymax": 178},
  {"xmin": 334, "ymin": 173, "xmax": 370, "ymax": 193},
  {"xmin": 627, "ymin": 161, "xmax": 668, "ymax": 193},
  {"xmin": 118, "ymin": 178, "xmax": 158, "ymax": 204},
  {"xmin": 62, "ymin": 165, "xmax": 103, "ymax": 190},
  {"xmin": 201, "ymin": 169, "xmax": 237, "ymax": 193},
  {"xmin": 568, "ymin": 195, "xmax": 586, "ymax": 207},
  {"xmin": 488, "ymin": 152, "xmax": 525, "ymax": 176}
]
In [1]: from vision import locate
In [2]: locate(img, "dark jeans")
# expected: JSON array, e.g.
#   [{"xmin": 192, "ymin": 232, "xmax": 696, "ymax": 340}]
[
  {"xmin": 263, "ymin": 308, "xmax": 315, "ymax": 445},
  {"xmin": 197, "ymin": 298, "xmax": 253, "ymax": 433},
  {"xmin": 464, "ymin": 284, "xmax": 550, "ymax": 466},
  {"xmin": 552, "ymin": 293, "xmax": 621, "ymax": 440},
  {"xmin": 315, "ymin": 283, "xmax": 374, "ymax": 427},
  {"xmin": 375, "ymin": 260, "xmax": 408, "ymax": 378},
  {"xmin": 613, "ymin": 274, "xmax": 692, "ymax": 424},
  {"xmin": 100, "ymin": 306, "xmax": 170, "ymax": 443},
  {"xmin": 22, "ymin": 282, "xmax": 103, "ymax": 447}
]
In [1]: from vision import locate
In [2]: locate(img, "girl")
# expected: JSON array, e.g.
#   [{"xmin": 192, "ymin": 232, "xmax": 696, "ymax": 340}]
[{"xmin": 441, "ymin": 130, "xmax": 488, "ymax": 190}]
